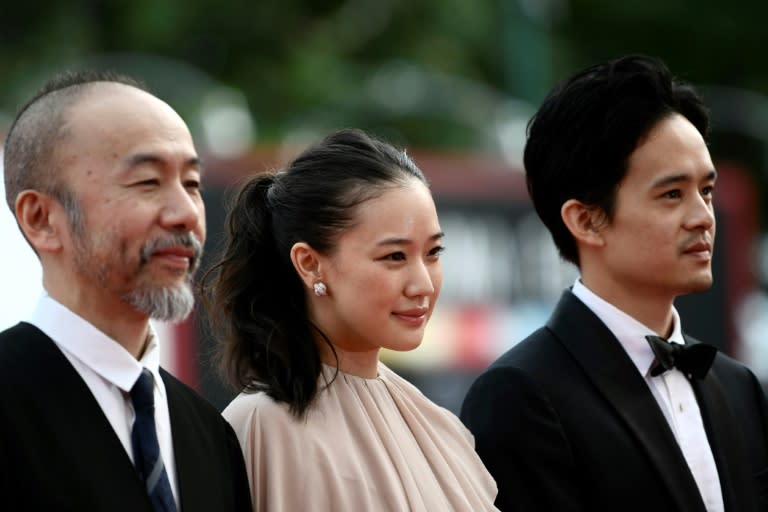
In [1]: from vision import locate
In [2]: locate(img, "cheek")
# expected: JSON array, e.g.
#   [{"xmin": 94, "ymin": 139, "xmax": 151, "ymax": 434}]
[
  {"xmin": 360, "ymin": 273, "xmax": 398, "ymax": 299},
  {"xmin": 348, "ymin": 270, "xmax": 400, "ymax": 306}
]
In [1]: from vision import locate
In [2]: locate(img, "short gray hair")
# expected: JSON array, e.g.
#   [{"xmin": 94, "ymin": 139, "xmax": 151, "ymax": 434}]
[{"xmin": 3, "ymin": 70, "xmax": 147, "ymax": 215}]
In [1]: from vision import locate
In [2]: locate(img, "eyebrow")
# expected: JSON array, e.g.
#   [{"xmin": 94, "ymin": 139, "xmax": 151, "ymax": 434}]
[
  {"xmin": 124, "ymin": 153, "xmax": 205, "ymax": 174},
  {"xmin": 650, "ymin": 169, "xmax": 717, "ymax": 189},
  {"xmin": 377, "ymin": 232, "xmax": 445, "ymax": 246}
]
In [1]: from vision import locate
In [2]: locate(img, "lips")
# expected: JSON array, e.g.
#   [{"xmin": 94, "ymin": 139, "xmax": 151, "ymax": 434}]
[
  {"xmin": 394, "ymin": 307, "xmax": 429, "ymax": 317},
  {"xmin": 153, "ymin": 246, "xmax": 196, "ymax": 259},
  {"xmin": 392, "ymin": 307, "xmax": 429, "ymax": 326},
  {"xmin": 681, "ymin": 238, "xmax": 713, "ymax": 263},
  {"xmin": 151, "ymin": 247, "xmax": 195, "ymax": 270},
  {"xmin": 683, "ymin": 241, "xmax": 712, "ymax": 254},
  {"xmin": 141, "ymin": 233, "xmax": 203, "ymax": 270}
]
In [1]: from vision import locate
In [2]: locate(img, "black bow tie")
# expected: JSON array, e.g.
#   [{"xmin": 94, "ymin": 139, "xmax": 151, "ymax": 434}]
[{"xmin": 645, "ymin": 335, "xmax": 717, "ymax": 379}]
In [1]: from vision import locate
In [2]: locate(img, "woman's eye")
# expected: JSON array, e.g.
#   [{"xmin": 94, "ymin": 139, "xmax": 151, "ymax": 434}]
[
  {"xmin": 385, "ymin": 252, "xmax": 406, "ymax": 261},
  {"xmin": 429, "ymin": 246, "xmax": 445, "ymax": 257}
]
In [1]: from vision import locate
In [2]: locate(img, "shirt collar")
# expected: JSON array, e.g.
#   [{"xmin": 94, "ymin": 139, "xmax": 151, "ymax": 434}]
[
  {"xmin": 571, "ymin": 279, "xmax": 684, "ymax": 377},
  {"xmin": 26, "ymin": 294, "xmax": 164, "ymax": 395}
]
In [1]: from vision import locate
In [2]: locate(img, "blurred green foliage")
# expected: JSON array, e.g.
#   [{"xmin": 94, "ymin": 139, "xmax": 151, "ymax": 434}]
[{"xmin": 1, "ymin": 0, "xmax": 767, "ymax": 180}]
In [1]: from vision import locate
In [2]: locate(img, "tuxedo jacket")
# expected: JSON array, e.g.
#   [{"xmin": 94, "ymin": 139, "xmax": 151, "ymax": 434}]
[
  {"xmin": 0, "ymin": 322, "xmax": 252, "ymax": 512},
  {"xmin": 460, "ymin": 291, "xmax": 768, "ymax": 512}
]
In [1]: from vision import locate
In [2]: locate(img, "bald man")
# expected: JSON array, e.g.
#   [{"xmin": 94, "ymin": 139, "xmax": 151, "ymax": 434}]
[{"xmin": 0, "ymin": 71, "xmax": 251, "ymax": 512}]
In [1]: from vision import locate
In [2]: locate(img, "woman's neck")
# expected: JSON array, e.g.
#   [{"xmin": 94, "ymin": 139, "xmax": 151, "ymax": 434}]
[{"xmin": 317, "ymin": 341, "xmax": 380, "ymax": 379}]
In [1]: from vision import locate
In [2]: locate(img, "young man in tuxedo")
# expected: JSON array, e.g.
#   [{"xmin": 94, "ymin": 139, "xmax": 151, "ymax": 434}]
[
  {"xmin": 461, "ymin": 55, "xmax": 768, "ymax": 512},
  {"xmin": 0, "ymin": 71, "xmax": 252, "ymax": 511}
]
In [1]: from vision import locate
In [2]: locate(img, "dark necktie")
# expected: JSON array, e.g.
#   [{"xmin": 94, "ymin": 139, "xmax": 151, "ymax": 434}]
[
  {"xmin": 130, "ymin": 369, "xmax": 178, "ymax": 512},
  {"xmin": 645, "ymin": 335, "xmax": 717, "ymax": 379}
]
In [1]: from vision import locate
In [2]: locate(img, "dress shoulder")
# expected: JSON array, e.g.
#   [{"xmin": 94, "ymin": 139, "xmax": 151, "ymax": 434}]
[
  {"xmin": 223, "ymin": 391, "xmax": 312, "ymax": 512},
  {"xmin": 223, "ymin": 391, "xmax": 303, "ymax": 449},
  {"xmin": 376, "ymin": 363, "xmax": 477, "ymax": 446}
]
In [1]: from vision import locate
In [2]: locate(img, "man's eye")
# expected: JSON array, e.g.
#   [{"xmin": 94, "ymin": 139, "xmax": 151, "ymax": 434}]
[{"xmin": 662, "ymin": 190, "xmax": 681, "ymax": 199}]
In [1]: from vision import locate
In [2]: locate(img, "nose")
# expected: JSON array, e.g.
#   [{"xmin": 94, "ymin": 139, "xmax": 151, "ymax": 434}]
[
  {"xmin": 161, "ymin": 182, "xmax": 204, "ymax": 234},
  {"xmin": 405, "ymin": 259, "xmax": 438, "ymax": 299},
  {"xmin": 684, "ymin": 193, "xmax": 715, "ymax": 232}
]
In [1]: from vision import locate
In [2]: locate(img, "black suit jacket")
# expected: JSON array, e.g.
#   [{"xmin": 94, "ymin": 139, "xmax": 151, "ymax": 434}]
[
  {"xmin": 0, "ymin": 322, "xmax": 252, "ymax": 512},
  {"xmin": 460, "ymin": 291, "xmax": 768, "ymax": 512}
]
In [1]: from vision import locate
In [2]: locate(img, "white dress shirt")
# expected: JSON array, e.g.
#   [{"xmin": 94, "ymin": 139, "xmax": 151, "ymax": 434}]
[
  {"xmin": 26, "ymin": 294, "xmax": 180, "ymax": 507},
  {"xmin": 572, "ymin": 280, "xmax": 723, "ymax": 512}
]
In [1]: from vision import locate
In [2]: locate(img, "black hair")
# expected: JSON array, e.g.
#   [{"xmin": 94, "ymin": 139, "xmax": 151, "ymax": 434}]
[
  {"xmin": 523, "ymin": 54, "xmax": 709, "ymax": 266},
  {"xmin": 201, "ymin": 128, "xmax": 428, "ymax": 418}
]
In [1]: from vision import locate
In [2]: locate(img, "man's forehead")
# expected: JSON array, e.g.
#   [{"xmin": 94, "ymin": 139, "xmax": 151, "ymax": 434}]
[{"xmin": 72, "ymin": 82, "xmax": 155, "ymax": 112}]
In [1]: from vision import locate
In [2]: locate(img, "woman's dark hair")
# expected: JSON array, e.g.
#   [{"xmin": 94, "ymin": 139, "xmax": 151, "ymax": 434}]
[
  {"xmin": 201, "ymin": 128, "xmax": 427, "ymax": 418},
  {"xmin": 523, "ymin": 54, "xmax": 710, "ymax": 266}
]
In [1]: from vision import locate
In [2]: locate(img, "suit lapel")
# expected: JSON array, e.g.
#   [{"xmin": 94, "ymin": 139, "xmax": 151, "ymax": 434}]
[
  {"xmin": 163, "ymin": 371, "xmax": 251, "ymax": 512},
  {"xmin": 20, "ymin": 324, "xmax": 152, "ymax": 510},
  {"xmin": 546, "ymin": 292, "xmax": 706, "ymax": 512},
  {"xmin": 163, "ymin": 369, "xmax": 215, "ymax": 512},
  {"xmin": 690, "ymin": 347, "xmax": 758, "ymax": 512}
]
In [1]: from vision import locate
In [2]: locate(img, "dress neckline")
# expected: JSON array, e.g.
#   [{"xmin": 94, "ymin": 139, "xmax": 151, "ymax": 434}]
[{"xmin": 321, "ymin": 362, "xmax": 385, "ymax": 383}]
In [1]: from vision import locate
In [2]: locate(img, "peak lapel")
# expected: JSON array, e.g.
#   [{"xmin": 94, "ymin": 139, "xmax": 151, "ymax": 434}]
[{"xmin": 689, "ymin": 347, "xmax": 760, "ymax": 512}]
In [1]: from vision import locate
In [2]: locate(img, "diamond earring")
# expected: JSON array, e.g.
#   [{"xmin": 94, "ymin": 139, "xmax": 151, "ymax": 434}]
[{"xmin": 313, "ymin": 282, "xmax": 327, "ymax": 297}]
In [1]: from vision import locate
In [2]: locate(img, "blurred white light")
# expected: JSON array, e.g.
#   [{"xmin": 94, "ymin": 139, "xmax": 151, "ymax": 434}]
[
  {"xmin": 493, "ymin": 99, "xmax": 535, "ymax": 170},
  {"xmin": 199, "ymin": 87, "xmax": 255, "ymax": 159},
  {"xmin": 0, "ymin": 150, "xmax": 44, "ymax": 330}
]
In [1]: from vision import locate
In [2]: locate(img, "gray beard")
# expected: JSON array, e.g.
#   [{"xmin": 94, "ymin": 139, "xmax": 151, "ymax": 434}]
[
  {"xmin": 59, "ymin": 187, "xmax": 202, "ymax": 323},
  {"xmin": 123, "ymin": 277, "xmax": 196, "ymax": 322}
]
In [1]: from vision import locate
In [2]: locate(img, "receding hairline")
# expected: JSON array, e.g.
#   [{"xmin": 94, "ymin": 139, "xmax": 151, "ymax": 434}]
[
  {"xmin": 8, "ymin": 70, "xmax": 148, "ymax": 136},
  {"xmin": 3, "ymin": 72, "xmax": 151, "ymax": 213},
  {"xmin": 5, "ymin": 78, "xmax": 150, "ymax": 161}
]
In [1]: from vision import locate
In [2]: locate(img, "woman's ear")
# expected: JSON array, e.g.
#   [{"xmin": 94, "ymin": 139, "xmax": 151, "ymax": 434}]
[
  {"xmin": 290, "ymin": 242, "xmax": 322, "ymax": 289},
  {"xmin": 560, "ymin": 199, "xmax": 606, "ymax": 248},
  {"xmin": 15, "ymin": 190, "xmax": 64, "ymax": 253}
]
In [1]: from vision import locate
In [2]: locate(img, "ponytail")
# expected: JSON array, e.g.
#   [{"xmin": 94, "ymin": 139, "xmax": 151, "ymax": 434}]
[{"xmin": 201, "ymin": 173, "xmax": 323, "ymax": 417}]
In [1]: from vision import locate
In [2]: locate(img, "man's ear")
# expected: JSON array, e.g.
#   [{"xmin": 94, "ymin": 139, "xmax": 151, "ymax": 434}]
[
  {"xmin": 15, "ymin": 190, "xmax": 64, "ymax": 253},
  {"xmin": 290, "ymin": 242, "xmax": 323, "ymax": 289},
  {"xmin": 561, "ymin": 199, "xmax": 606, "ymax": 248}
]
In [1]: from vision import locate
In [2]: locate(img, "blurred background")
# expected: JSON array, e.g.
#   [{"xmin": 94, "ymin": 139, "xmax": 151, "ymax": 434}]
[{"xmin": 1, "ymin": 0, "xmax": 767, "ymax": 412}]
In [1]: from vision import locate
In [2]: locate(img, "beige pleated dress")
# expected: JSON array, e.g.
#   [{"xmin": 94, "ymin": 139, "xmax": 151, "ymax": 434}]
[{"xmin": 223, "ymin": 363, "xmax": 499, "ymax": 511}]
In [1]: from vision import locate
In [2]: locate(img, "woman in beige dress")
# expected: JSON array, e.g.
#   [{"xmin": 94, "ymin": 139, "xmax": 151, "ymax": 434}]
[{"xmin": 202, "ymin": 129, "xmax": 499, "ymax": 511}]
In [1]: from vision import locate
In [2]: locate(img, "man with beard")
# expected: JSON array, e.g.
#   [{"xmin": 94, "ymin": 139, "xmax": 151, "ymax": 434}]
[{"xmin": 0, "ymin": 71, "xmax": 252, "ymax": 512}]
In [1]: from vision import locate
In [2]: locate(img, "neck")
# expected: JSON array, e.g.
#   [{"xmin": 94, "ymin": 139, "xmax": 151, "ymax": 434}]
[
  {"xmin": 579, "ymin": 273, "xmax": 674, "ymax": 336},
  {"xmin": 44, "ymin": 277, "xmax": 151, "ymax": 359},
  {"xmin": 316, "ymin": 340, "xmax": 380, "ymax": 379}
]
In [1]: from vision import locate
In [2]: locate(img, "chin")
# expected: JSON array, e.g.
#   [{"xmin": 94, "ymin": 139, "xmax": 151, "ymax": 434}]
[
  {"xmin": 388, "ymin": 338, "xmax": 424, "ymax": 353},
  {"xmin": 141, "ymin": 268, "xmax": 193, "ymax": 288},
  {"xmin": 680, "ymin": 274, "xmax": 714, "ymax": 294}
]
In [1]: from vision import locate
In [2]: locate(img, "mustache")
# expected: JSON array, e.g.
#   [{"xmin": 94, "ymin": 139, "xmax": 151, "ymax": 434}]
[
  {"xmin": 140, "ymin": 232, "xmax": 203, "ymax": 271},
  {"xmin": 679, "ymin": 232, "xmax": 714, "ymax": 252}
]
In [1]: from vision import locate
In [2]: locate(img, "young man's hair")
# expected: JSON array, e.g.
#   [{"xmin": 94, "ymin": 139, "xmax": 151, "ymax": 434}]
[{"xmin": 523, "ymin": 54, "xmax": 709, "ymax": 266}]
